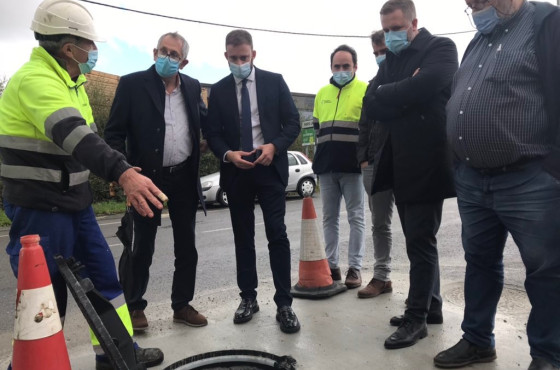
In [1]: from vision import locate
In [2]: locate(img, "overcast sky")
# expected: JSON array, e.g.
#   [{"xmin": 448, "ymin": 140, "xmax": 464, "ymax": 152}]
[{"xmin": 0, "ymin": 0, "xmax": 556, "ymax": 94}]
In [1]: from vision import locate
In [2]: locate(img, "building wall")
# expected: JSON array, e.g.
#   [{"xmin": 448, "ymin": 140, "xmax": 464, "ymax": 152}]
[
  {"xmin": 87, "ymin": 72, "xmax": 315, "ymax": 117},
  {"xmin": 84, "ymin": 70, "xmax": 120, "ymax": 111}
]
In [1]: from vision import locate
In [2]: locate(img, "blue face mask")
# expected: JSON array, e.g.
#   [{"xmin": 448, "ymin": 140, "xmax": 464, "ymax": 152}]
[
  {"xmin": 333, "ymin": 71, "xmax": 353, "ymax": 86},
  {"xmin": 472, "ymin": 6, "xmax": 500, "ymax": 35},
  {"xmin": 375, "ymin": 54, "xmax": 386, "ymax": 66},
  {"xmin": 155, "ymin": 56, "xmax": 180, "ymax": 78},
  {"xmin": 72, "ymin": 45, "xmax": 98, "ymax": 75},
  {"xmin": 229, "ymin": 62, "xmax": 252, "ymax": 79},
  {"xmin": 384, "ymin": 30, "xmax": 409, "ymax": 55}
]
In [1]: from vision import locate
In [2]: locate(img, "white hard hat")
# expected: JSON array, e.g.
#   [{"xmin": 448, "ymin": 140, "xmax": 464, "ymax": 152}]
[{"xmin": 31, "ymin": 0, "xmax": 105, "ymax": 42}]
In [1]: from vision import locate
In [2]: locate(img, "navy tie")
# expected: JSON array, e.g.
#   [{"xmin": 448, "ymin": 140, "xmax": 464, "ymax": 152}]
[{"xmin": 240, "ymin": 78, "xmax": 253, "ymax": 152}]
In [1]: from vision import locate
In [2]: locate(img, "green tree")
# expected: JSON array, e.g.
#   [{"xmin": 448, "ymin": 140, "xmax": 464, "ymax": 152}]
[
  {"xmin": 0, "ymin": 75, "xmax": 8, "ymax": 97},
  {"xmin": 86, "ymin": 79, "xmax": 125, "ymax": 203}
]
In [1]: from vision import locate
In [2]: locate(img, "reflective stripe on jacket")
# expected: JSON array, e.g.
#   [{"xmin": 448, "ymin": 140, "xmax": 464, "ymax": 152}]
[
  {"xmin": 312, "ymin": 77, "xmax": 367, "ymax": 174},
  {"xmin": 0, "ymin": 47, "xmax": 128, "ymax": 212}
]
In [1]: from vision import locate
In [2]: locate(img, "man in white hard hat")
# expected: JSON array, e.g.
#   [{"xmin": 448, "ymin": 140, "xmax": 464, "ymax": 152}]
[{"xmin": 0, "ymin": 0, "xmax": 164, "ymax": 368}]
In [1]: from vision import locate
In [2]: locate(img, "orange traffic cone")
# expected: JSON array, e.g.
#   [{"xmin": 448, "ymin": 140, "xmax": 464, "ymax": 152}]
[
  {"xmin": 291, "ymin": 197, "xmax": 347, "ymax": 298},
  {"xmin": 12, "ymin": 235, "xmax": 71, "ymax": 370}
]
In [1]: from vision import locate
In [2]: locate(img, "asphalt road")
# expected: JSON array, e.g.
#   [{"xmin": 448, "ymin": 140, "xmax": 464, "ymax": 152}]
[{"xmin": 0, "ymin": 192, "xmax": 528, "ymax": 366}]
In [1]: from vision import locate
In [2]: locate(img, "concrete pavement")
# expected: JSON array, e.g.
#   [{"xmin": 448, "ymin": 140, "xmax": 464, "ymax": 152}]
[
  {"xmin": 0, "ymin": 197, "xmax": 533, "ymax": 370},
  {"xmin": 62, "ymin": 271, "xmax": 531, "ymax": 370}
]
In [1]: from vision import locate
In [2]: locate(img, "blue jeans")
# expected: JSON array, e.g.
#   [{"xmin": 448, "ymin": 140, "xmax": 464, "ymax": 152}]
[
  {"xmin": 5, "ymin": 204, "xmax": 125, "ymax": 318},
  {"xmin": 319, "ymin": 172, "xmax": 365, "ymax": 270},
  {"xmin": 362, "ymin": 164, "xmax": 395, "ymax": 281},
  {"xmin": 455, "ymin": 162, "xmax": 560, "ymax": 366}
]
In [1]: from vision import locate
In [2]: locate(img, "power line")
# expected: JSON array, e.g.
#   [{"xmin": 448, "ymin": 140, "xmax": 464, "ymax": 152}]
[{"xmin": 79, "ymin": 0, "xmax": 476, "ymax": 38}]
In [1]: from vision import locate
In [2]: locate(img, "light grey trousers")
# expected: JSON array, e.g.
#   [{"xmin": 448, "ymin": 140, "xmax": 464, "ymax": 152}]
[{"xmin": 361, "ymin": 163, "xmax": 395, "ymax": 281}]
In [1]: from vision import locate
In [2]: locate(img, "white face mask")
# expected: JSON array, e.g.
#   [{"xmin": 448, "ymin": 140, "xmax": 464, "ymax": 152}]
[{"xmin": 71, "ymin": 44, "xmax": 98, "ymax": 74}]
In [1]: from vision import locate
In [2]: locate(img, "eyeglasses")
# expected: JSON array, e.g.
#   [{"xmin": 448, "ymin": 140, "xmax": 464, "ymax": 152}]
[
  {"xmin": 464, "ymin": 6, "xmax": 476, "ymax": 29},
  {"xmin": 73, "ymin": 43, "xmax": 94, "ymax": 53},
  {"xmin": 157, "ymin": 48, "xmax": 182, "ymax": 63}
]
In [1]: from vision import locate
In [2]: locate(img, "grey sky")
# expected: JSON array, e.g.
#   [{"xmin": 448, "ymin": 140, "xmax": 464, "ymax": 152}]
[{"xmin": 0, "ymin": 0, "xmax": 555, "ymax": 94}]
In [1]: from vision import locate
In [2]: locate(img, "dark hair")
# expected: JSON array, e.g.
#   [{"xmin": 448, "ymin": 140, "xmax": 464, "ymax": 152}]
[
  {"xmin": 34, "ymin": 32, "xmax": 80, "ymax": 55},
  {"xmin": 370, "ymin": 30, "xmax": 385, "ymax": 46},
  {"xmin": 225, "ymin": 29, "xmax": 253, "ymax": 48},
  {"xmin": 380, "ymin": 0, "xmax": 416, "ymax": 21},
  {"xmin": 330, "ymin": 44, "xmax": 358, "ymax": 66}
]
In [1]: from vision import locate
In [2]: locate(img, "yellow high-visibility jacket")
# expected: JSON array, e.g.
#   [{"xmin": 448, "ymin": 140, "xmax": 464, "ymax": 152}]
[
  {"xmin": 311, "ymin": 77, "xmax": 367, "ymax": 174},
  {"xmin": 0, "ymin": 47, "xmax": 129, "ymax": 212}
]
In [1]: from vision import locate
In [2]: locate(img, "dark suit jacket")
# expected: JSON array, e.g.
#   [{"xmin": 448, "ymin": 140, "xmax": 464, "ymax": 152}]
[
  {"xmin": 362, "ymin": 28, "xmax": 458, "ymax": 204},
  {"xmin": 203, "ymin": 67, "xmax": 300, "ymax": 190},
  {"xmin": 104, "ymin": 65, "xmax": 206, "ymax": 205}
]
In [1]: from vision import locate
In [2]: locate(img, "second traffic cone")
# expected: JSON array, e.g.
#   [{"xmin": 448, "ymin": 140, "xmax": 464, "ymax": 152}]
[
  {"xmin": 12, "ymin": 234, "xmax": 71, "ymax": 370},
  {"xmin": 291, "ymin": 197, "xmax": 347, "ymax": 298}
]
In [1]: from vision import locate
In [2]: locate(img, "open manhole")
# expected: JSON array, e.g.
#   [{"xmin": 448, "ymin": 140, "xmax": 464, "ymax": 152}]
[
  {"xmin": 163, "ymin": 350, "xmax": 296, "ymax": 370},
  {"xmin": 444, "ymin": 283, "xmax": 530, "ymax": 315}
]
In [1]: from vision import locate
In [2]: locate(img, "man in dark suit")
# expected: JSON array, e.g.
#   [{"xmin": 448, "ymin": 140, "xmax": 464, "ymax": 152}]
[
  {"xmin": 105, "ymin": 32, "xmax": 207, "ymax": 331},
  {"xmin": 203, "ymin": 29, "xmax": 301, "ymax": 334},
  {"xmin": 362, "ymin": 0, "xmax": 457, "ymax": 349}
]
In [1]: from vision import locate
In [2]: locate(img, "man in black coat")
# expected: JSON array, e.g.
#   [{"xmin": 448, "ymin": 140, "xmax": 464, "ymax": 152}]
[
  {"xmin": 203, "ymin": 29, "xmax": 301, "ymax": 334},
  {"xmin": 105, "ymin": 32, "xmax": 207, "ymax": 331},
  {"xmin": 362, "ymin": 0, "xmax": 457, "ymax": 349}
]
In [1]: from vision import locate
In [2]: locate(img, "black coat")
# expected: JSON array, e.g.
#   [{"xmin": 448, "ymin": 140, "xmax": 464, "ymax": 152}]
[
  {"xmin": 104, "ymin": 65, "xmax": 206, "ymax": 204},
  {"xmin": 362, "ymin": 28, "xmax": 458, "ymax": 204},
  {"xmin": 203, "ymin": 67, "xmax": 301, "ymax": 189}
]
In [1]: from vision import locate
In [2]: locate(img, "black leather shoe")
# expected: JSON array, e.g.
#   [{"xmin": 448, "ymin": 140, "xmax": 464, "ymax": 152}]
[
  {"xmin": 528, "ymin": 357, "xmax": 560, "ymax": 370},
  {"xmin": 384, "ymin": 317, "xmax": 427, "ymax": 349},
  {"xmin": 233, "ymin": 298, "xmax": 259, "ymax": 324},
  {"xmin": 135, "ymin": 347, "xmax": 164, "ymax": 368},
  {"xmin": 390, "ymin": 311, "xmax": 443, "ymax": 326},
  {"xmin": 434, "ymin": 339, "xmax": 496, "ymax": 368},
  {"xmin": 276, "ymin": 306, "xmax": 300, "ymax": 334}
]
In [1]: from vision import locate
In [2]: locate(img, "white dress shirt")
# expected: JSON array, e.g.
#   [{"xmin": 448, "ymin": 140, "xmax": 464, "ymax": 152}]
[
  {"xmin": 162, "ymin": 77, "xmax": 192, "ymax": 167},
  {"xmin": 233, "ymin": 67, "xmax": 264, "ymax": 149}
]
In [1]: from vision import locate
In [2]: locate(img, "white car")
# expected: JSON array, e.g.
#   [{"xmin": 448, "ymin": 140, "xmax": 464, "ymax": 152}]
[{"xmin": 201, "ymin": 150, "xmax": 317, "ymax": 207}]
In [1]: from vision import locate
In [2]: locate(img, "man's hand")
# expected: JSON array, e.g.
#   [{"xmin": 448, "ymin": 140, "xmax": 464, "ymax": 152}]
[
  {"xmin": 200, "ymin": 139, "xmax": 209, "ymax": 154},
  {"xmin": 118, "ymin": 167, "xmax": 164, "ymax": 217},
  {"xmin": 253, "ymin": 143, "xmax": 276, "ymax": 166},
  {"xmin": 226, "ymin": 150, "xmax": 256, "ymax": 169},
  {"xmin": 360, "ymin": 161, "xmax": 369, "ymax": 168}
]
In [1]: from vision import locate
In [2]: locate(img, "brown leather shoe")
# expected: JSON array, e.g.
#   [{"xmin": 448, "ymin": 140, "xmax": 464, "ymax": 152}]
[
  {"xmin": 130, "ymin": 310, "xmax": 148, "ymax": 331},
  {"xmin": 358, "ymin": 278, "xmax": 392, "ymax": 298},
  {"xmin": 330, "ymin": 267, "xmax": 342, "ymax": 281},
  {"xmin": 344, "ymin": 267, "xmax": 362, "ymax": 289},
  {"xmin": 173, "ymin": 305, "xmax": 208, "ymax": 327}
]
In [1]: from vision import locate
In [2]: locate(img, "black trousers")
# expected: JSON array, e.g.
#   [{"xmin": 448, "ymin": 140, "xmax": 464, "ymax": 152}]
[
  {"xmin": 120, "ymin": 158, "xmax": 199, "ymax": 312},
  {"xmin": 396, "ymin": 200, "xmax": 443, "ymax": 322},
  {"xmin": 226, "ymin": 165, "xmax": 293, "ymax": 308}
]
